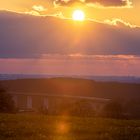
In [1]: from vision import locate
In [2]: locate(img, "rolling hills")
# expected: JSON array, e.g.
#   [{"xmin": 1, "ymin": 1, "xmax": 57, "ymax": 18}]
[{"xmin": 0, "ymin": 77, "xmax": 140, "ymax": 100}]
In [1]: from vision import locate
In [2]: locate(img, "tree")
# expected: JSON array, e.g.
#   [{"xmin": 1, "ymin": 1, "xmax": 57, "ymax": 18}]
[
  {"xmin": 0, "ymin": 86, "xmax": 16, "ymax": 113},
  {"xmin": 70, "ymin": 100, "xmax": 95, "ymax": 117},
  {"xmin": 125, "ymin": 99, "xmax": 140, "ymax": 119},
  {"xmin": 102, "ymin": 100, "xmax": 123, "ymax": 119}
]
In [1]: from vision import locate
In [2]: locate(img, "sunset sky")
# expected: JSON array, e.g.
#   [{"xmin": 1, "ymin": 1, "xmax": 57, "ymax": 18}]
[
  {"xmin": 0, "ymin": 0, "xmax": 140, "ymax": 76},
  {"xmin": 1, "ymin": 0, "xmax": 140, "ymax": 25}
]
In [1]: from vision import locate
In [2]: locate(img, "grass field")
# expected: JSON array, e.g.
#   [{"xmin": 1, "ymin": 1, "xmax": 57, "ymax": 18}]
[{"xmin": 0, "ymin": 114, "xmax": 140, "ymax": 140}]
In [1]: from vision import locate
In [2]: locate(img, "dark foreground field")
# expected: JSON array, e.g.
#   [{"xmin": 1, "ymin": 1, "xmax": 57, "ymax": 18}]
[{"xmin": 0, "ymin": 114, "xmax": 140, "ymax": 140}]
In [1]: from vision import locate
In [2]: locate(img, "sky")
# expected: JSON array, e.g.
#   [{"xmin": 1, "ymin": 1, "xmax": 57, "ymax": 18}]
[
  {"xmin": 0, "ymin": 0, "xmax": 140, "ymax": 76},
  {"xmin": 0, "ymin": 0, "xmax": 140, "ymax": 25}
]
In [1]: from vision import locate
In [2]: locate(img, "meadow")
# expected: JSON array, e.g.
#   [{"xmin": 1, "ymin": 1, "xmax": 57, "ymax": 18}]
[{"xmin": 0, "ymin": 114, "xmax": 140, "ymax": 140}]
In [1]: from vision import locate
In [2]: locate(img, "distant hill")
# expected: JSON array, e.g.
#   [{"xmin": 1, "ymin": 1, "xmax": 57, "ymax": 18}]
[
  {"xmin": 0, "ymin": 74, "xmax": 140, "ymax": 83},
  {"xmin": 0, "ymin": 78, "xmax": 140, "ymax": 100}
]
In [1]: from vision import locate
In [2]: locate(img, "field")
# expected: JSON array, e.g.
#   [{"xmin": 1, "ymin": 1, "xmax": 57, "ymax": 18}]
[{"xmin": 0, "ymin": 114, "xmax": 140, "ymax": 140}]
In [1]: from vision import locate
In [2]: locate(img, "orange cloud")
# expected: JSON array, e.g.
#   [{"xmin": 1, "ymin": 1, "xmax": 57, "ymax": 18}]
[
  {"xmin": 25, "ymin": 10, "xmax": 40, "ymax": 16},
  {"xmin": 32, "ymin": 5, "xmax": 47, "ymax": 12},
  {"xmin": 104, "ymin": 18, "xmax": 137, "ymax": 28}
]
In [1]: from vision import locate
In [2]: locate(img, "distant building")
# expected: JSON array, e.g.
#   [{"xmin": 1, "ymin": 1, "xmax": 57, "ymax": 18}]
[{"xmin": 10, "ymin": 92, "xmax": 110, "ymax": 114}]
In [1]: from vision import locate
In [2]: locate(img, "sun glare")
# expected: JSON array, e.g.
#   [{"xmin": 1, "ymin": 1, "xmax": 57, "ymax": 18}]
[{"xmin": 72, "ymin": 10, "xmax": 85, "ymax": 21}]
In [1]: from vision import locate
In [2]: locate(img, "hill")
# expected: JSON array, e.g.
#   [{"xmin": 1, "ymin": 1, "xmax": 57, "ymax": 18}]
[
  {"xmin": 0, "ymin": 74, "xmax": 140, "ymax": 83},
  {"xmin": 0, "ymin": 77, "xmax": 140, "ymax": 100}
]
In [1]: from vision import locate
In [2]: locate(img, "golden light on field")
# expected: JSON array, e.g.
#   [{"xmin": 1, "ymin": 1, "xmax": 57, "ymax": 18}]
[
  {"xmin": 56, "ymin": 121, "xmax": 69, "ymax": 134},
  {"xmin": 72, "ymin": 10, "xmax": 85, "ymax": 21}
]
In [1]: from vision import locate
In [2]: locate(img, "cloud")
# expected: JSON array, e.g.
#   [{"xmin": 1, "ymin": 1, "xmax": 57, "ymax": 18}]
[
  {"xmin": 0, "ymin": 10, "xmax": 140, "ymax": 59},
  {"xmin": 25, "ymin": 10, "xmax": 40, "ymax": 16},
  {"xmin": 54, "ymin": 0, "xmax": 132, "ymax": 8},
  {"xmin": 0, "ymin": 55, "xmax": 140, "ymax": 75},
  {"xmin": 41, "ymin": 54, "xmax": 140, "ymax": 61},
  {"xmin": 32, "ymin": 5, "xmax": 47, "ymax": 12},
  {"xmin": 104, "ymin": 18, "xmax": 137, "ymax": 28}
]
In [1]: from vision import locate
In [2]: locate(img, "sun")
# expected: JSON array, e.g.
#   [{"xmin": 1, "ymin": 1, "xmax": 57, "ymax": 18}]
[{"xmin": 72, "ymin": 10, "xmax": 85, "ymax": 21}]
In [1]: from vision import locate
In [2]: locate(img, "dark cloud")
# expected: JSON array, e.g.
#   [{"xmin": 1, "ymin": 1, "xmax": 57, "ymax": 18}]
[
  {"xmin": 54, "ymin": 0, "xmax": 83, "ymax": 7},
  {"xmin": 54, "ymin": 0, "xmax": 132, "ymax": 7},
  {"xmin": 0, "ymin": 11, "xmax": 140, "ymax": 58}
]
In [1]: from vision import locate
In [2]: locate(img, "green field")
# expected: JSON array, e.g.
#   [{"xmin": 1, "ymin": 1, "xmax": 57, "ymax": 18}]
[{"xmin": 0, "ymin": 114, "xmax": 140, "ymax": 140}]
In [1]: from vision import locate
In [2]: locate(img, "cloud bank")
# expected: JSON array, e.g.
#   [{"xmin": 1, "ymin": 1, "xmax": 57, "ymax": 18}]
[
  {"xmin": 54, "ymin": 0, "xmax": 132, "ymax": 8},
  {"xmin": 0, "ymin": 11, "xmax": 140, "ymax": 59},
  {"xmin": 0, "ymin": 55, "xmax": 140, "ymax": 76},
  {"xmin": 0, "ymin": 11, "xmax": 140, "ymax": 76}
]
